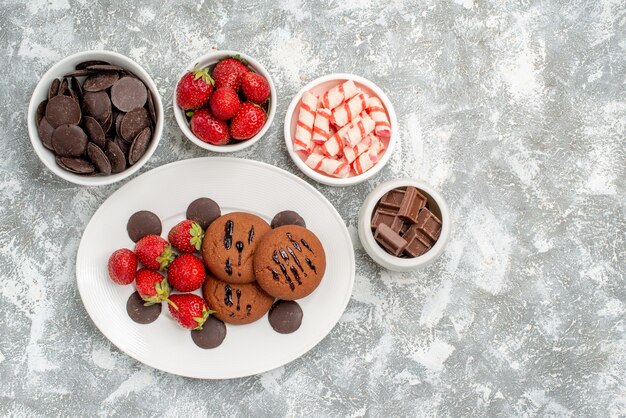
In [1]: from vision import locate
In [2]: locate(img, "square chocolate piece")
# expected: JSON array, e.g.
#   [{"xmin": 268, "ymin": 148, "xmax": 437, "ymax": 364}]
[
  {"xmin": 415, "ymin": 208, "xmax": 442, "ymax": 241},
  {"xmin": 398, "ymin": 187, "xmax": 427, "ymax": 223},
  {"xmin": 374, "ymin": 223, "xmax": 408, "ymax": 256},
  {"xmin": 403, "ymin": 225, "xmax": 434, "ymax": 257},
  {"xmin": 371, "ymin": 208, "xmax": 397, "ymax": 230},
  {"xmin": 379, "ymin": 188, "xmax": 406, "ymax": 211}
]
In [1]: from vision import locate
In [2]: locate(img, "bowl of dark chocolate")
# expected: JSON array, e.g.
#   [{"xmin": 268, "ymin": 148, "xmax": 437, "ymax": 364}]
[
  {"xmin": 27, "ymin": 50, "xmax": 163, "ymax": 186},
  {"xmin": 358, "ymin": 179, "xmax": 451, "ymax": 272}
]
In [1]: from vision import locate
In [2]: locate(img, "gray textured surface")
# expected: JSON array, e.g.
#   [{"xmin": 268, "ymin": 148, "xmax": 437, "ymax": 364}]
[{"xmin": 1, "ymin": 0, "xmax": 625, "ymax": 416}]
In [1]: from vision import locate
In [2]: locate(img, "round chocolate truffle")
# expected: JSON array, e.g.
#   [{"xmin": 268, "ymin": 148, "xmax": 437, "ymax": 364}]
[
  {"xmin": 186, "ymin": 198, "xmax": 221, "ymax": 229},
  {"xmin": 268, "ymin": 300, "xmax": 303, "ymax": 334},
  {"xmin": 271, "ymin": 210, "xmax": 306, "ymax": 229},
  {"xmin": 127, "ymin": 211, "xmax": 162, "ymax": 242},
  {"xmin": 126, "ymin": 291, "xmax": 162, "ymax": 324},
  {"xmin": 191, "ymin": 316, "xmax": 227, "ymax": 349}
]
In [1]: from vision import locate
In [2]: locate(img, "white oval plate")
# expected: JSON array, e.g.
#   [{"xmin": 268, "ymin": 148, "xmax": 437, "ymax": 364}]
[{"xmin": 76, "ymin": 157, "xmax": 355, "ymax": 379}]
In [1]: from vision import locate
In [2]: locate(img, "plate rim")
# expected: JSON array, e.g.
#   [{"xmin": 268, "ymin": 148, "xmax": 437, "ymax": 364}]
[{"xmin": 75, "ymin": 157, "xmax": 356, "ymax": 379}]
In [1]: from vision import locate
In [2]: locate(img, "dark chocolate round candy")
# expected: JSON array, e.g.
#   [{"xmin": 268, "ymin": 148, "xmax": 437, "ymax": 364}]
[
  {"xmin": 120, "ymin": 107, "xmax": 149, "ymax": 142},
  {"xmin": 115, "ymin": 112, "xmax": 125, "ymax": 139},
  {"xmin": 75, "ymin": 60, "xmax": 110, "ymax": 70},
  {"xmin": 191, "ymin": 316, "xmax": 227, "ymax": 349},
  {"xmin": 87, "ymin": 143, "xmax": 111, "ymax": 175},
  {"xmin": 83, "ymin": 72, "xmax": 120, "ymax": 92},
  {"xmin": 82, "ymin": 91, "xmax": 112, "ymax": 126},
  {"xmin": 128, "ymin": 127, "xmax": 151, "ymax": 165},
  {"xmin": 126, "ymin": 291, "xmax": 162, "ymax": 324},
  {"xmin": 186, "ymin": 198, "xmax": 221, "ymax": 229},
  {"xmin": 56, "ymin": 156, "xmax": 95, "ymax": 174},
  {"xmin": 271, "ymin": 210, "xmax": 306, "ymax": 229},
  {"xmin": 114, "ymin": 135, "xmax": 131, "ymax": 156},
  {"xmin": 36, "ymin": 100, "xmax": 47, "ymax": 126},
  {"xmin": 85, "ymin": 64, "xmax": 126, "ymax": 72},
  {"xmin": 104, "ymin": 140, "xmax": 126, "ymax": 174},
  {"xmin": 147, "ymin": 90, "xmax": 157, "ymax": 125},
  {"xmin": 45, "ymin": 95, "xmax": 81, "ymax": 128},
  {"xmin": 127, "ymin": 210, "xmax": 161, "ymax": 242},
  {"xmin": 101, "ymin": 112, "xmax": 113, "ymax": 133},
  {"xmin": 83, "ymin": 116, "xmax": 106, "ymax": 148},
  {"xmin": 111, "ymin": 77, "xmax": 148, "ymax": 112},
  {"xmin": 70, "ymin": 76, "xmax": 83, "ymax": 100},
  {"xmin": 38, "ymin": 117, "xmax": 55, "ymax": 150},
  {"xmin": 268, "ymin": 300, "xmax": 303, "ymax": 334},
  {"xmin": 48, "ymin": 78, "xmax": 60, "ymax": 100},
  {"xmin": 58, "ymin": 78, "xmax": 69, "ymax": 96},
  {"xmin": 51, "ymin": 124, "xmax": 88, "ymax": 157}
]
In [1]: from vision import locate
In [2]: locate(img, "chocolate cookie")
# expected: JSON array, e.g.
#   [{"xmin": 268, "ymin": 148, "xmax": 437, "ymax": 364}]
[
  {"xmin": 253, "ymin": 225, "xmax": 326, "ymax": 300},
  {"xmin": 202, "ymin": 273, "xmax": 274, "ymax": 325},
  {"xmin": 201, "ymin": 212, "xmax": 270, "ymax": 283},
  {"xmin": 186, "ymin": 197, "xmax": 220, "ymax": 229}
]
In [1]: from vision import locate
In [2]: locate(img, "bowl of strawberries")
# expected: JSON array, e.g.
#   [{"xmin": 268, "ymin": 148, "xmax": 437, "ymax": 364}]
[{"xmin": 173, "ymin": 51, "xmax": 276, "ymax": 153}]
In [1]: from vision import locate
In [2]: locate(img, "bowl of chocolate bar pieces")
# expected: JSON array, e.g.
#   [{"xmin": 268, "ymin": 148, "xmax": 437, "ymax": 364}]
[
  {"xmin": 358, "ymin": 179, "xmax": 451, "ymax": 271},
  {"xmin": 28, "ymin": 50, "xmax": 163, "ymax": 186}
]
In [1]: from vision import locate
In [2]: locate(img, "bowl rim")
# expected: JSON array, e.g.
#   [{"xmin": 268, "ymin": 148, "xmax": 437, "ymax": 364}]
[
  {"xmin": 27, "ymin": 49, "xmax": 164, "ymax": 186},
  {"xmin": 358, "ymin": 178, "xmax": 451, "ymax": 271},
  {"xmin": 172, "ymin": 50, "xmax": 277, "ymax": 153},
  {"xmin": 283, "ymin": 73, "xmax": 398, "ymax": 187}
]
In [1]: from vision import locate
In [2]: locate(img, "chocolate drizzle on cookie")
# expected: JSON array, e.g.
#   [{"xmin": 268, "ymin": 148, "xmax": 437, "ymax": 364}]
[
  {"xmin": 279, "ymin": 247, "xmax": 289, "ymax": 261},
  {"xmin": 287, "ymin": 233, "xmax": 302, "ymax": 252},
  {"xmin": 271, "ymin": 269, "xmax": 280, "ymax": 281},
  {"xmin": 290, "ymin": 265, "xmax": 302, "ymax": 285},
  {"xmin": 248, "ymin": 225, "xmax": 255, "ymax": 245},
  {"xmin": 287, "ymin": 246, "xmax": 305, "ymax": 274},
  {"xmin": 236, "ymin": 289, "xmax": 241, "ymax": 311},
  {"xmin": 301, "ymin": 238, "xmax": 313, "ymax": 253},
  {"xmin": 306, "ymin": 257, "xmax": 316, "ymax": 273},
  {"xmin": 224, "ymin": 284, "xmax": 233, "ymax": 306},
  {"xmin": 224, "ymin": 220, "xmax": 233, "ymax": 249},
  {"xmin": 225, "ymin": 258, "xmax": 233, "ymax": 276},
  {"xmin": 246, "ymin": 304, "xmax": 252, "ymax": 316},
  {"xmin": 236, "ymin": 241, "xmax": 244, "ymax": 266},
  {"xmin": 271, "ymin": 250, "xmax": 295, "ymax": 290}
]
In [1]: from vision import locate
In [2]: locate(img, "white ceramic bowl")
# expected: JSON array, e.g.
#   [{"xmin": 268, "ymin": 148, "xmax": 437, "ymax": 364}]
[
  {"xmin": 358, "ymin": 179, "xmax": 451, "ymax": 271},
  {"xmin": 27, "ymin": 50, "xmax": 164, "ymax": 186},
  {"xmin": 173, "ymin": 50, "xmax": 276, "ymax": 153},
  {"xmin": 284, "ymin": 73, "xmax": 398, "ymax": 187}
]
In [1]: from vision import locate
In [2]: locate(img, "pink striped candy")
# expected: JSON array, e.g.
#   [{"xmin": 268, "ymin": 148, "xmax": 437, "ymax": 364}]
[
  {"xmin": 320, "ymin": 80, "xmax": 360, "ymax": 110},
  {"xmin": 293, "ymin": 92, "xmax": 318, "ymax": 153},
  {"xmin": 366, "ymin": 97, "xmax": 391, "ymax": 139}
]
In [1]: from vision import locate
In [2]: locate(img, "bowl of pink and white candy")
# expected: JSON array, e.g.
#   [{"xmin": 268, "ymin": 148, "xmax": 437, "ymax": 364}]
[{"xmin": 284, "ymin": 74, "xmax": 397, "ymax": 186}]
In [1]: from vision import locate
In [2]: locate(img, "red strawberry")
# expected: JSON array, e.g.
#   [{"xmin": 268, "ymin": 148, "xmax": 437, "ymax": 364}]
[
  {"xmin": 212, "ymin": 57, "xmax": 250, "ymax": 91},
  {"xmin": 135, "ymin": 235, "xmax": 174, "ymax": 270},
  {"xmin": 176, "ymin": 67, "xmax": 214, "ymax": 110},
  {"xmin": 135, "ymin": 268, "xmax": 170, "ymax": 305},
  {"xmin": 241, "ymin": 72, "xmax": 270, "ymax": 104},
  {"xmin": 167, "ymin": 293, "xmax": 213, "ymax": 329},
  {"xmin": 168, "ymin": 220, "xmax": 204, "ymax": 253},
  {"xmin": 107, "ymin": 248, "xmax": 137, "ymax": 285},
  {"xmin": 230, "ymin": 102, "xmax": 267, "ymax": 140},
  {"xmin": 189, "ymin": 109, "xmax": 230, "ymax": 145},
  {"xmin": 167, "ymin": 254, "xmax": 206, "ymax": 292},
  {"xmin": 209, "ymin": 87, "xmax": 240, "ymax": 120}
]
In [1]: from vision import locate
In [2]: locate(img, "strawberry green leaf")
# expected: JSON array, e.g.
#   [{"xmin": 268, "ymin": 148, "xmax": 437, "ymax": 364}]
[
  {"xmin": 157, "ymin": 245, "xmax": 174, "ymax": 270},
  {"xmin": 190, "ymin": 222, "xmax": 205, "ymax": 251}
]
